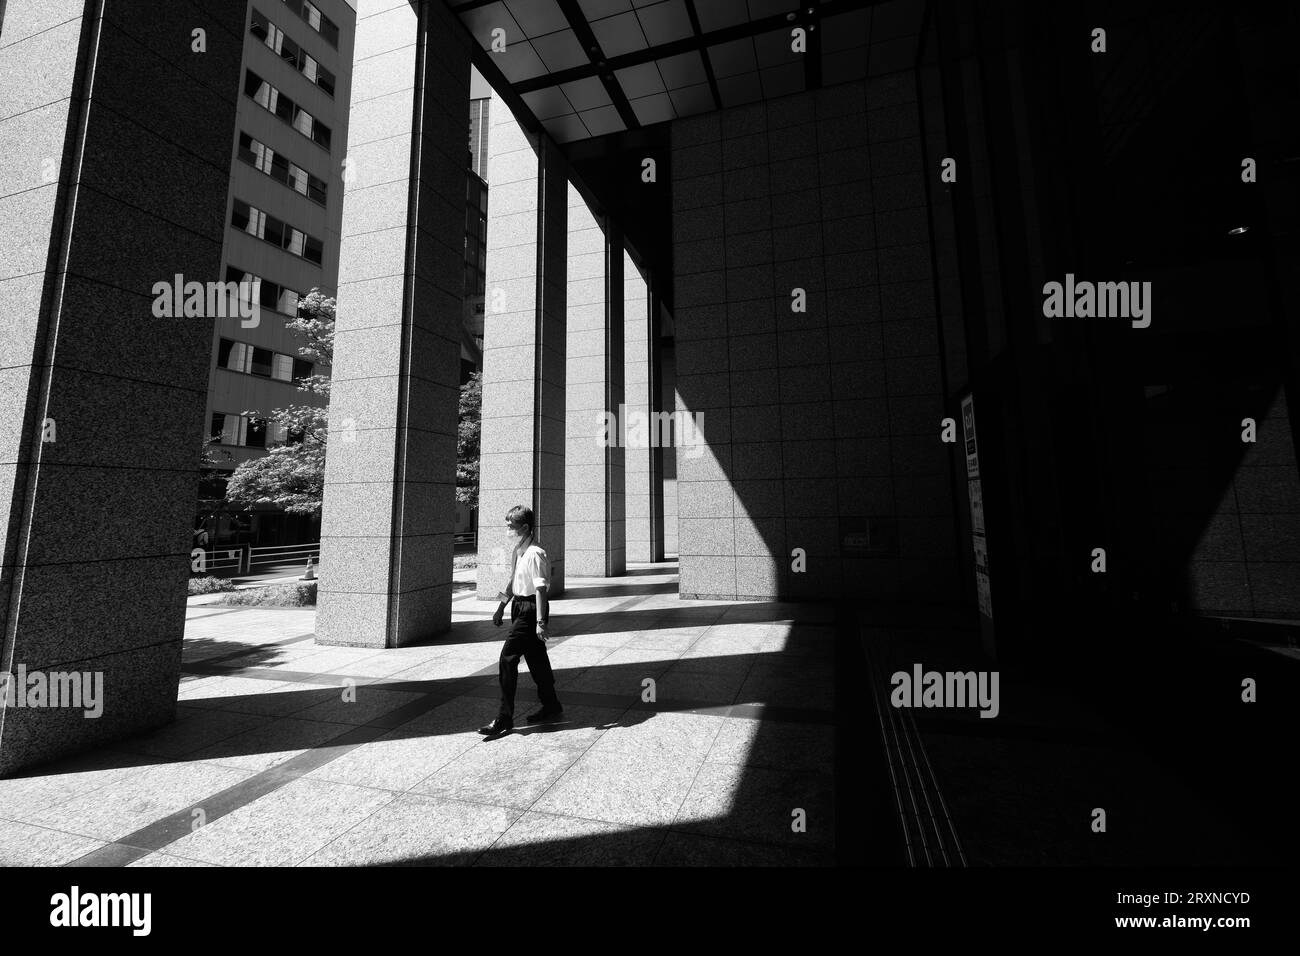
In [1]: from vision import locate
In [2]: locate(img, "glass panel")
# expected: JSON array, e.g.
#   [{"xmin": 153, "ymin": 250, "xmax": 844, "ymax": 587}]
[
  {"xmin": 250, "ymin": 348, "xmax": 273, "ymax": 378},
  {"xmin": 254, "ymin": 278, "xmax": 275, "ymax": 308},
  {"xmin": 227, "ymin": 343, "xmax": 249, "ymax": 372},
  {"xmin": 279, "ymin": 34, "xmax": 300, "ymax": 68},
  {"xmin": 245, "ymin": 418, "xmax": 267, "ymax": 448},
  {"xmin": 303, "ymin": 235, "xmax": 323, "ymax": 265},
  {"xmin": 307, "ymin": 174, "xmax": 327, "ymax": 204},
  {"xmin": 274, "ymin": 90, "xmax": 294, "ymax": 122},
  {"xmin": 269, "ymin": 152, "xmax": 290, "ymax": 184},
  {"xmin": 262, "ymin": 214, "xmax": 284, "ymax": 247},
  {"xmin": 272, "ymin": 354, "xmax": 294, "ymax": 381}
]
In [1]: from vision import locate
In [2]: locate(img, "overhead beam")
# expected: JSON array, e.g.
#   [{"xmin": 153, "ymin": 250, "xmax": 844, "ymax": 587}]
[
  {"xmin": 510, "ymin": 0, "xmax": 881, "ymax": 95},
  {"xmin": 555, "ymin": 0, "xmax": 641, "ymax": 131}
]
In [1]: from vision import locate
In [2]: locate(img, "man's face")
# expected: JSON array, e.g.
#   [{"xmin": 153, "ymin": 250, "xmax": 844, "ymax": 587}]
[{"xmin": 506, "ymin": 519, "xmax": 527, "ymax": 542}]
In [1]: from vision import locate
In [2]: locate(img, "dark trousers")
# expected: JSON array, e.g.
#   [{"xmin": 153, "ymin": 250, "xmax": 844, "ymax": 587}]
[{"xmin": 498, "ymin": 597, "xmax": 560, "ymax": 720}]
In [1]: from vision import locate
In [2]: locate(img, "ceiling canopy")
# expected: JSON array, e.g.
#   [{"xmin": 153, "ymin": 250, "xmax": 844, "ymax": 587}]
[{"xmin": 450, "ymin": 0, "xmax": 926, "ymax": 143}]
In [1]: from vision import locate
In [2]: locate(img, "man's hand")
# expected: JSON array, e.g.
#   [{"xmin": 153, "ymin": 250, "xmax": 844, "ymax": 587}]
[
  {"xmin": 537, "ymin": 622, "xmax": 550, "ymax": 642},
  {"xmin": 492, "ymin": 603, "xmax": 505, "ymax": 627}
]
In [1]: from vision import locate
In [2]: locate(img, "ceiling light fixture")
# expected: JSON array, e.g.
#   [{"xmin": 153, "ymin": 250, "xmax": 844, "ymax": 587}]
[{"xmin": 1228, "ymin": 225, "xmax": 1249, "ymax": 236}]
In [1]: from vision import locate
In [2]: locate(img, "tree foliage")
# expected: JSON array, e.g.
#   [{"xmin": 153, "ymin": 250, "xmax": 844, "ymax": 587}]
[
  {"xmin": 221, "ymin": 291, "xmax": 483, "ymax": 518},
  {"xmin": 224, "ymin": 291, "xmax": 334, "ymax": 517},
  {"xmin": 457, "ymin": 370, "xmax": 482, "ymax": 509}
]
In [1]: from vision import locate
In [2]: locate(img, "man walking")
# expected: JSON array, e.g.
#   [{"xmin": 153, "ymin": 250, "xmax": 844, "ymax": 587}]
[{"xmin": 479, "ymin": 505, "xmax": 563, "ymax": 738}]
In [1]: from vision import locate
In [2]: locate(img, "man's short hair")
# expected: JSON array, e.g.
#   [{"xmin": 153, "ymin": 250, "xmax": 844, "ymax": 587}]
[{"xmin": 505, "ymin": 504, "xmax": 534, "ymax": 533}]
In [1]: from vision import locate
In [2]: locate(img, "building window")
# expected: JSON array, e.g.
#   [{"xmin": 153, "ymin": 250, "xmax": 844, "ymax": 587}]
[
  {"xmin": 251, "ymin": 9, "xmax": 337, "ymax": 97},
  {"xmin": 250, "ymin": 9, "xmax": 270, "ymax": 41},
  {"xmin": 316, "ymin": 65, "xmax": 336, "ymax": 97},
  {"xmin": 217, "ymin": 336, "xmax": 318, "ymax": 387},
  {"xmin": 225, "ymin": 267, "xmax": 300, "ymax": 317},
  {"xmin": 311, "ymin": 119, "xmax": 331, "ymax": 150},
  {"xmin": 306, "ymin": 172, "xmax": 327, "ymax": 204},
  {"xmin": 230, "ymin": 199, "xmax": 324, "ymax": 267},
  {"xmin": 242, "ymin": 69, "xmax": 332, "ymax": 151},
  {"xmin": 282, "ymin": 0, "xmax": 339, "ymax": 49},
  {"xmin": 212, "ymin": 412, "xmax": 297, "ymax": 449},
  {"xmin": 218, "ymin": 339, "xmax": 250, "ymax": 373},
  {"xmin": 246, "ymin": 417, "xmax": 268, "ymax": 449},
  {"xmin": 237, "ymin": 132, "xmax": 328, "ymax": 207},
  {"xmin": 211, "ymin": 413, "xmax": 237, "ymax": 445},
  {"xmin": 249, "ymin": 347, "xmax": 274, "ymax": 378}
]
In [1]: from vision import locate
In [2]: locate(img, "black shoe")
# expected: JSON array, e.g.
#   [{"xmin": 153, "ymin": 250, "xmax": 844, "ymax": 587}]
[
  {"xmin": 478, "ymin": 717, "xmax": 513, "ymax": 736},
  {"xmin": 526, "ymin": 706, "xmax": 563, "ymax": 724}
]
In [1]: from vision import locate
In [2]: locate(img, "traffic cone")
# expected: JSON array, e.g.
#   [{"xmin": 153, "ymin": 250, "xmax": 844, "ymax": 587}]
[{"xmin": 301, "ymin": 556, "xmax": 316, "ymax": 581}]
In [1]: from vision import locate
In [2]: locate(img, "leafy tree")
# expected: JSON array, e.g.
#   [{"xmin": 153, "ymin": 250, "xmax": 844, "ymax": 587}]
[
  {"xmin": 222, "ymin": 291, "xmax": 483, "ymax": 519},
  {"xmin": 224, "ymin": 291, "xmax": 334, "ymax": 517},
  {"xmin": 457, "ymin": 370, "xmax": 482, "ymax": 509}
]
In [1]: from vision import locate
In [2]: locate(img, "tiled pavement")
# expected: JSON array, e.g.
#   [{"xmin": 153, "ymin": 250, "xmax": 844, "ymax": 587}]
[{"xmin": 0, "ymin": 563, "xmax": 836, "ymax": 866}]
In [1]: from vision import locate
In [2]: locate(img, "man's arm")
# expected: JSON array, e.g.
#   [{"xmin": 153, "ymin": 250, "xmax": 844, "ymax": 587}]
[{"xmin": 535, "ymin": 585, "xmax": 549, "ymax": 640}]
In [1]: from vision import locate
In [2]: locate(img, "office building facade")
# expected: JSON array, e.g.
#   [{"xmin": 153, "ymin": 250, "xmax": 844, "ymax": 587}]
[{"xmin": 197, "ymin": 0, "xmax": 357, "ymax": 550}]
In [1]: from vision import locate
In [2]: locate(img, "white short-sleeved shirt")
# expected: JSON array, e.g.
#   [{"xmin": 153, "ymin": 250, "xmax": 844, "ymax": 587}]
[{"xmin": 511, "ymin": 543, "xmax": 550, "ymax": 597}]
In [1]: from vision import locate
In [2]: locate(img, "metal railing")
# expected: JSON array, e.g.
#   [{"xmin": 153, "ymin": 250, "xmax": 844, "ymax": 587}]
[
  {"xmin": 247, "ymin": 541, "xmax": 320, "ymax": 574},
  {"xmin": 194, "ymin": 542, "xmax": 320, "ymax": 577},
  {"xmin": 195, "ymin": 536, "xmax": 473, "ymax": 578}
]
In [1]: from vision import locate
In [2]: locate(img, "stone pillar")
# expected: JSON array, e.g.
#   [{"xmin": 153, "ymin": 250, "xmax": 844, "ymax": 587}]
[
  {"xmin": 564, "ymin": 191, "xmax": 626, "ymax": 577},
  {"xmin": 624, "ymin": 254, "xmax": 657, "ymax": 563},
  {"xmin": 475, "ymin": 94, "xmax": 568, "ymax": 598},
  {"xmin": 316, "ymin": 0, "xmax": 470, "ymax": 646},
  {"xmin": 0, "ymin": 0, "xmax": 244, "ymax": 774},
  {"xmin": 660, "ymin": 305, "xmax": 679, "ymax": 560}
]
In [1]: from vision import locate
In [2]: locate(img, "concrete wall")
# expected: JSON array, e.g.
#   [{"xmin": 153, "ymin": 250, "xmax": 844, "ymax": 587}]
[
  {"xmin": 624, "ymin": 252, "xmax": 654, "ymax": 563},
  {"xmin": 0, "ymin": 0, "xmax": 245, "ymax": 773},
  {"xmin": 316, "ymin": 0, "xmax": 469, "ymax": 646},
  {"xmin": 670, "ymin": 75, "xmax": 957, "ymax": 602},
  {"xmin": 563, "ymin": 185, "xmax": 624, "ymax": 577},
  {"xmin": 660, "ymin": 340, "xmax": 677, "ymax": 558},
  {"xmin": 475, "ymin": 88, "xmax": 568, "ymax": 597},
  {"xmin": 1142, "ymin": 385, "xmax": 1300, "ymax": 618}
]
